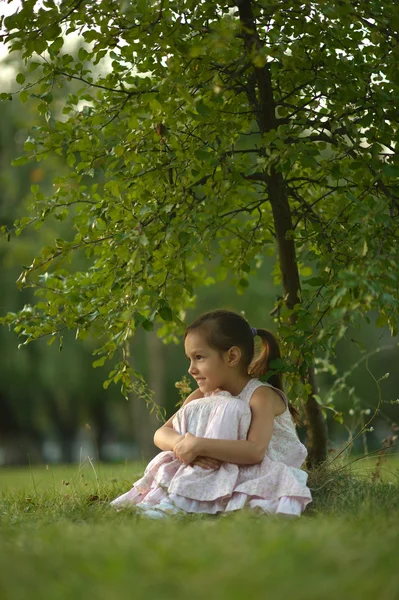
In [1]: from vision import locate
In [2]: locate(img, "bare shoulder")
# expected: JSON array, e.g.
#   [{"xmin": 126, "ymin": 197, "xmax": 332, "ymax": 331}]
[{"xmin": 249, "ymin": 385, "xmax": 286, "ymax": 417}]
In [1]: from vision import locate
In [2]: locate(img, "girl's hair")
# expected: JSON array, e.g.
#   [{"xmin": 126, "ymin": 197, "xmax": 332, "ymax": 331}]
[{"xmin": 185, "ymin": 309, "xmax": 303, "ymax": 426}]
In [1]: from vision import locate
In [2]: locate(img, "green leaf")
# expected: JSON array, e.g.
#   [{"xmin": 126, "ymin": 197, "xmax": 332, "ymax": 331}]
[
  {"xmin": 28, "ymin": 61, "xmax": 41, "ymax": 72},
  {"xmin": 16, "ymin": 73, "xmax": 25, "ymax": 85},
  {"xmin": 194, "ymin": 149, "xmax": 210, "ymax": 161},
  {"xmin": 78, "ymin": 47, "xmax": 89, "ymax": 61},
  {"xmin": 24, "ymin": 136, "xmax": 36, "ymax": 151},
  {"xmin": 67, "ymin": 153, "xmax": 76, "ymax": 167},
  {"xmin": 93, "ymin": 356, "xmax": 107, "ymax": 368},
  {"xmin": 158, "ymin": 306, "xmax": 173, "ymax": 321},
  {"xmin": 33, "ymin": 37, "xmax": 47, "ymax": 54},
  {"xmin": 375, "ymin": 313, "xmax": 388, "ymax": 328},
  {"xmin": 268, "ymin": 358, "xmax": 285, "ymax": 371},
  {"xmin": 382, "ymin": 164, "xmax": 399, "ymax": 178},
  {"xmin": 304, "ymin": 277, "xmax": 325, "ymax": 286},
  {"xmin": 196, "ymin": 101, "xmax": 212, "ymax": 116},
  {"xmin": 47, "ymin": 335, "xmax": 57, "ymax": 346},
  {"xmin": 49, "ymin": 37, "xmax": 64, "ymax": 53},
  {"xmin": 178, "ymin": 231, "xmax": 190, "ymax": 244},
  {"xmin": 19, "ymin": 90, "xmax": 29, "ymax": 103},
  {"xmin": 149, "ymin": 97, "xmax": 162, "ymax": 113},
  {"xmin": 83, "ymin": 30, "xmax": 99, "ymax": 43},
  {"xmin": 177, "ymin": 86, "xmax": 193, "ymax": 104},
  {"xmin": 11, "ymin": 155, "xmax": 28, "ymax": 166},
  {"xmin": 299, "ymin": 154, "xmax": 319, "ymax": 169}
]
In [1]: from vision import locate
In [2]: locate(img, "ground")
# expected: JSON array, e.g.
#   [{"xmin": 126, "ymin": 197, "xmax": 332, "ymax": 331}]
[{"xmin": 0, "ymin": 455, "xmax": 398, "ymax": 600}]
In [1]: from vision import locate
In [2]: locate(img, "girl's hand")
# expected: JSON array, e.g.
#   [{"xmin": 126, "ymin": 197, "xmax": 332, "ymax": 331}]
[
  {"xmin": 173, "ymin": 432, "xmax": 200, "ymax": 465},
  {"xmin": 191, "ymin": 456, "xmax": 223, "ymax": 470}
]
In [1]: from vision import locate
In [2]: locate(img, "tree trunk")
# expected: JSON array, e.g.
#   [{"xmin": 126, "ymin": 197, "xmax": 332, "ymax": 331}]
[
  {"xmin": 237, "ymin": 0, "xmax": 328, "ymax": 466},
  {"xmin": 303, "ymin": 365, "xmax": 329, "ymax": 468},
  {"xmin": 131, "ymin": 329, "xmax": 165, "ymax": 462}
]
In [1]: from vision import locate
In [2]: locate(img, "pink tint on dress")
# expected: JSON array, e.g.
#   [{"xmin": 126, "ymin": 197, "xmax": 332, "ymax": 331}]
[{"xmin": 111, "ymin": 378, "xmax": 312, "ymax": 516}]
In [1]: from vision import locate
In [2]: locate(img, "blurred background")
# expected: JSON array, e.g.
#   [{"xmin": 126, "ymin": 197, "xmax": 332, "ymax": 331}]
[{"xmin": 1, "ymin": 40, "xmax": 398, "ymax": 468}]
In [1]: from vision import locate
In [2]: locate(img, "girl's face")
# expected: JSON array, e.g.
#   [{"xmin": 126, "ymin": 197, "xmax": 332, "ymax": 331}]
[{"xmin": 184, "ymin": 330, "xmax": 229, "ymax": 394}]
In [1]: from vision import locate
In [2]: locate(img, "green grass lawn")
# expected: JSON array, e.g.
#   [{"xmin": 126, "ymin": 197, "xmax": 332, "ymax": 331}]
[{"xmin": 1, "ymin": 453, "xmax": 398, "ymax": 600}]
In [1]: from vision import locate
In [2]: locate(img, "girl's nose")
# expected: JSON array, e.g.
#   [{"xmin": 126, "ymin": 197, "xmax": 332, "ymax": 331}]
[{"xmin": 188, "ymin": 364, "xmax": 197, "ymax": 376}]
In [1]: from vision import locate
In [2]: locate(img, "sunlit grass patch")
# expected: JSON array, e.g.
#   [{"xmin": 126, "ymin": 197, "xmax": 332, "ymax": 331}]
[
  {"xmin": 1, "ymin": 453, "xmax": 399, "ymax": 520},
  {"xmin": 0, "ymin": 456, "xmax": 399, "ymax": 600}
]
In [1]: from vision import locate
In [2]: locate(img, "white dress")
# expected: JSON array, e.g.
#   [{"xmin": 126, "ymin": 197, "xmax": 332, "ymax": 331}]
[{"xmin": 111, "ymin": 378, "xmax": 312, "ymax": 516}]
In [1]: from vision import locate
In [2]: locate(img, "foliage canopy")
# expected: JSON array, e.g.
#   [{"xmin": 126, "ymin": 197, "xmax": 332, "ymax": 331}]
[{"xmin": 1, "ymin": 0, "xmax": 398, "ymax": 426}]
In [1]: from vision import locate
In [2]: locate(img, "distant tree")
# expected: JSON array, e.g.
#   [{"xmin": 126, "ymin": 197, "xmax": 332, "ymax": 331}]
[
  {"xmin": 1, "ymin": 0, "xmax": 399, "ymax": 467},
  {"xmin": 0, "ymin": 77, "xmax": 130, "ymax": 463}
]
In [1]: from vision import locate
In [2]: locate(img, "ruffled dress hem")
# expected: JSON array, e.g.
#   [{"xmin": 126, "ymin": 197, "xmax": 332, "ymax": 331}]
[{"xmin": 110, "ymin": 482, "xmax": 311, "ymax": 517}]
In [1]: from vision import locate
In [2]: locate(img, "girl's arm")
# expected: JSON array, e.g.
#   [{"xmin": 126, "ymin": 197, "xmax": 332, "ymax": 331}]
[
  {"xmin": 195, "ymin": 438, "xmax": 261, "ymax": 465},
  {"xmin": 153, "ymin": 388, "xmax": 203, "ymax": 452},
  {"xmin": 153, "ymin": 427, "xmax": 185, "ymax": 453},
  {"xmin": 178, "ymin": 386, "xmax": 279, "ymax": 465}
]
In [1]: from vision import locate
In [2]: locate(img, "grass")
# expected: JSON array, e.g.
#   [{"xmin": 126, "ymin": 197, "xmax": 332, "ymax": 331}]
[{"xmin": 1, "ymin": 453, "xmax": 399, "ymax": 600}]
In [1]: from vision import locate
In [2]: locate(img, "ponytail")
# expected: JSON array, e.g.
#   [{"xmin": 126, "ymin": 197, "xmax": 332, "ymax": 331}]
[{"xmin": 249, "ymin": 328, "xmax": 304, "ymax": 427}]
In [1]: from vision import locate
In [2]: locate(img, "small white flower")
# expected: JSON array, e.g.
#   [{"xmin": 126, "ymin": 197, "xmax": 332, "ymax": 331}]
[{"xmin": 349, "ymin": 409, "xmax": 354, "ymax": 416}]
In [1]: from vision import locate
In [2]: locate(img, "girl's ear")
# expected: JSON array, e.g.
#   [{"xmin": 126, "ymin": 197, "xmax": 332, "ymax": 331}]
[{"xmin": 227, "ymin": 346, "xmax": 242, "ymax": 367}]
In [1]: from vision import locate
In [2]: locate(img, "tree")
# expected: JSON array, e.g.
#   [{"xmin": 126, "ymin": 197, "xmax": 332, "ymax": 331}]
[
  {"xmin": 0, "ymin": 72, "xmax": 134, "ymax": 463},
  {"xmin": 1, "ymin": 0, "xmax": 398, "ymax": 467}
]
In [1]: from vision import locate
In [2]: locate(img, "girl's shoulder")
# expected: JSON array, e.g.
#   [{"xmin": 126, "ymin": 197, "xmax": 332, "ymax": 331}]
[{"xmin": 246, "ymin": 378, "xmax": 288, "ymax": 415}]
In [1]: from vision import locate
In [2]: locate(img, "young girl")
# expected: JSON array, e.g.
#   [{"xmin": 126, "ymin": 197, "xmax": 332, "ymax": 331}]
[{"xmin": 111, "ymin": 310, "xmax": 312, "ymax": 518}]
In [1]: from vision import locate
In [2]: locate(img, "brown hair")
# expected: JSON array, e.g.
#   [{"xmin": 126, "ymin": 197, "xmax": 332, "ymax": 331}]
[{"xmin": 185, "ymin": 309, "xmax": 303, "ymax": 426}]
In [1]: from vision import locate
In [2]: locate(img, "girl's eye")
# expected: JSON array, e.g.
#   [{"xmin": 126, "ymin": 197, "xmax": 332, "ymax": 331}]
[{"xmin": 196, "ymin": 355, "xmax": 203, "ymax": 360}]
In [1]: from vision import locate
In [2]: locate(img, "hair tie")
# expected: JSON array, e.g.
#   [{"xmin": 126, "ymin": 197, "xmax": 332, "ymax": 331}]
[{"xmin": 250, "ymin": 327, "xmax": 257, "ymax": 337}]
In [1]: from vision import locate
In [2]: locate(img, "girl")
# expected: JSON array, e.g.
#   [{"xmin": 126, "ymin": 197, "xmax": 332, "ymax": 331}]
[{"xmin": 111, "ymin": 310, "xmax": 312, "ymax": 518}]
